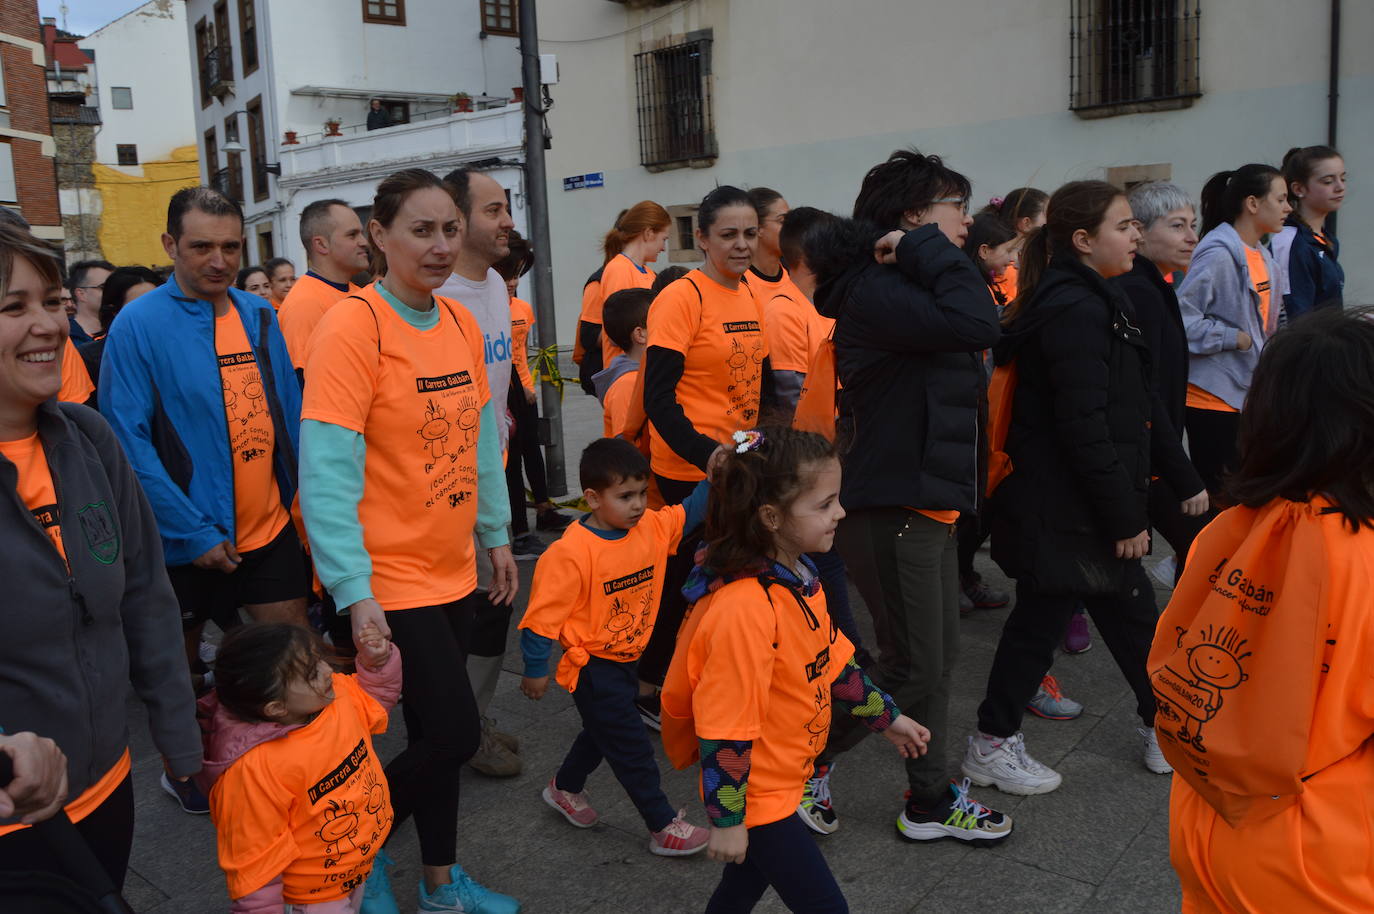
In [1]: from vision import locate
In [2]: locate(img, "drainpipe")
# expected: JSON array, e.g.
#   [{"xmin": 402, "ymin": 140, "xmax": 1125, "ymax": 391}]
[{"xmin": 1327, "ymin": 0, "xmax": 1340, "ymax": 235}]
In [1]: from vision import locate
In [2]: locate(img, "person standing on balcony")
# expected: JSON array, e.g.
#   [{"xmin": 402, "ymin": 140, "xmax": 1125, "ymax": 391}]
[{"xmin": 367, "ymin": 98, "xmax": 392, "ymax": 131}]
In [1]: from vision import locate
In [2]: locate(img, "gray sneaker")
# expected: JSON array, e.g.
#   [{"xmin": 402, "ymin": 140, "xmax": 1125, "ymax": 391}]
[
  {"xmin": 1138, "ymin": 726, "xmax": 1173, "ymax": 774},
  {"xmin": 961, "ymin": 731, "xmax": 1062, "ymax": 796},
  {"xmin": 468, "ymin": 719, "xmax": 522, "ymax": 778}
]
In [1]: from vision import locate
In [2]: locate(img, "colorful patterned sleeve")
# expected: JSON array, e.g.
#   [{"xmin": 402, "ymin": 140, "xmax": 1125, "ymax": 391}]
[
  {"xmin": 699, "ymin": 738, "xmax": 752, "ymax": 827},
  {"xmin": 831, "ymin": 658, "xmax": 900, "ymax": 732}
]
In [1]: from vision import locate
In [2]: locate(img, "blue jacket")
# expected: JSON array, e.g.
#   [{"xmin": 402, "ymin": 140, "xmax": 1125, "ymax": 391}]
[
  {"xmin": 1271, "ymin": 216, "xmax": 1343, "ymax": 320},
  {"xmin": 99, "ymin": 276, "xmax": 302, "ymax": 566}
]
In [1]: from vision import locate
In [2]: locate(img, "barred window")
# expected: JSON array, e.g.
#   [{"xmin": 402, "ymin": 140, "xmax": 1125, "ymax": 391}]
[
  {"xmin": 1070, "ymin": 0, "xmax": 1201, "ymax": 116},
  {"xmin": 117, "ymin": 144, "xmax": 139, "ymax": 166},
  {"xmin": 634, "ymin": 33, "xmax": 717, "ymax": 171}
]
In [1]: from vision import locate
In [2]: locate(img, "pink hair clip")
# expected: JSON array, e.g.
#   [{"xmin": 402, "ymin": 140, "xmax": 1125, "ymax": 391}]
[
  {"xmin": 989, "ymin": 196, "xmax": 1005, "ymax": 210},
  {"xmin": 732, "ymin": 429, "xmax": 765, "ymax": 454}
]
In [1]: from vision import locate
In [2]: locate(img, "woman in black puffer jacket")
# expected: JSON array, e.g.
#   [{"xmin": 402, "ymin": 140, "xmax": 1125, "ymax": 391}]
[{"xmin": 970, "ymin": 181, "xmax": 1188, "ymax": 799}]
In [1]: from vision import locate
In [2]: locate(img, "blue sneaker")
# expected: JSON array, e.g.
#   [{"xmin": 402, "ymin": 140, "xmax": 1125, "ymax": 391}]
[
  {"xmin": 360, "ymin": 848, "xmax": 400, "ymax": 914},
  {"xmin": 1025, "ymin": 674, "xmax": 1084, "ymax": 721},
  {"xmin": 160, "ymin": 771, "xmax": 210, "ymax": 814},
  {"xmin": 417, "ymin": 864, "xmax": 521, "ymax": 913}
]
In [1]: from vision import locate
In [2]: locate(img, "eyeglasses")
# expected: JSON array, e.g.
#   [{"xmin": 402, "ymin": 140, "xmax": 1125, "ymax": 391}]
[
  {"xmin": 932, "ymin": 196, "xmax": 970, "ymax": 214},
  {"xmin": 77, "ymin": 284, "xmax": 105, "ymax": 291}
]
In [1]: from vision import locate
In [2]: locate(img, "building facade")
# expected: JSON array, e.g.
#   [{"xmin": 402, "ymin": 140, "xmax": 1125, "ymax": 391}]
[
  {"xmin": 43, "ymin": 15, "xmax": 100, "ymax": 259},
  {"xmin": 0, "ymin": 0, "xmax": 61, "ymax": 241},
  {"xmin": 183, "ymin": 0, "xmax": 525, "ymax": 270},
  {"xmin": 537, "ymin": 0, "xmax": 1372, "ymax": 336}
]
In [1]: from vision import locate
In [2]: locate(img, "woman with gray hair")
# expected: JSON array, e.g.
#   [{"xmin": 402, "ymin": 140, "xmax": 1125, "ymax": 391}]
[{"xmin": 1116, "ymin": 182, "xmax": 1209, "ymax": 575}]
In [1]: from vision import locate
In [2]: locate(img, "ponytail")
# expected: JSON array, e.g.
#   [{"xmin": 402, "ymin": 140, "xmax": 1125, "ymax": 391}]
[
  {"xmin": 1199, "ymin": 164, "xmax": 1282, "ymax": 237},
  {"xmin": 602, "ymin": 200, "xmax": 670, "ymax": 264},
  {"xmin": 1007, "ymin": 226, "xmax": 1050, "ymax": 322}
]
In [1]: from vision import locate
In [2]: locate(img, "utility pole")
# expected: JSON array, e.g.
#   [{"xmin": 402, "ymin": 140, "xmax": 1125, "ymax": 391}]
[{"xmin": 519, "ymin": 0, "xmax": 566, "ymax": 496}]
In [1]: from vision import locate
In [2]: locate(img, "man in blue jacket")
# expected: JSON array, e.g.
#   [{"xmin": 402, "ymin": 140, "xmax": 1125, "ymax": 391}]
[{"xmin": 100, "ymin": 187, "xmax": 308, "ymax": 691}]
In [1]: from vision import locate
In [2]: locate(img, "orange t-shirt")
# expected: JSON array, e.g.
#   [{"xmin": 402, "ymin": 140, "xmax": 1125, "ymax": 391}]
[
  {"xmin": 760, "ymin": 280, "xmax": 831, "ymax": 375},
  {"xmin": 914, "ymin": 508, "xmax": 960, "ymax": 525},
  {"xmin": 992, "ymin": 262, "xmax": 1019, "ymax": 306},
  {"xmin": 216, "ymin": 310, "xmax": 290, "ymax": 553},
  {"xmin": 58, "ymin": 338, "xmax": 94, "ymax": 405},
  {"xmin": 519, "ymin": 505, "xmax": 686, "ymax": 691},
  {"xmin": 210, "ymin": 674, "xmax": 391, "ymax": 904},
  {"xmin": 0, "ymin": 432, "xmax": 66, "ymax": 562},
  {"xmin": 602, "ymin": 368, "xmax": 638, "ymax": 439},
  {"xmin": 598, "ymin": 254, "xmax": 656, "ymax": 365},
  {"xmin": 302, "ymin": 285, "xmax": 490, "ymax": 611},
  {"xmin": 510, "ymin": 297, "xmax": 536, "ymax": 393},
  {"xmin": 646, "ymin": 270, "xmax": 768, "ymax": 482},
  {"xmin": 573, "ymin": 276, "xmax": 602, "ymax": 367},
  {"xmin": 663, "ymin": 575, "xmax": 855, "ymax": 828},
  {"xmin": 278, "ymin": 273, "xmax": 359, "ymax": 371}
]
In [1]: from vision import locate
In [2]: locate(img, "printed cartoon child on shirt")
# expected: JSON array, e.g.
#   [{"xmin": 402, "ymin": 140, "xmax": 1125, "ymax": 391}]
[
  {"xmin": 600, "ymin": 565, "xmax": 661, "ymax": 659},
  {"xmin": 723, "ymin": 320, "xmax": 764, "ymax": 424},
  {"xmin": 415, "ymin": 369, "xmax": 480, "ymax": 513}
]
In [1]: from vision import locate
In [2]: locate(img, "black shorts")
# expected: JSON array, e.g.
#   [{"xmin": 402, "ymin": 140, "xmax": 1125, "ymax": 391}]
[{"xmin": 168, "ymin": 523, "xmax": 310, "ymax": 629}]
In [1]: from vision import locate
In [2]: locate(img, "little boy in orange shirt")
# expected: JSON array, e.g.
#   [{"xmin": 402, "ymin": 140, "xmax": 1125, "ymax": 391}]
[
  {"xmin": 589, "ymin": 288, "xmax": 652, "ymax": 439},
  {"xmin": 519, "ymin": 437, "xmax": 716, "ymax": 857}
]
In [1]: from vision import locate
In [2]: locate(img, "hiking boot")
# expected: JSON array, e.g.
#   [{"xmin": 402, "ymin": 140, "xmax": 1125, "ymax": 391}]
[
  {"xmin": 1062, "ymin": 607, "xmax": 1093, "ymax": 654},
  {"xmin": 961, "ymin": 731, "xmax": 1062, "ymax": 796},
  {"xmin": 963, "ymin": 578, "xmax": 1009, "ymax": 609},
  {"xmin": 482, "ymin": 715, "xmax": 519, "ymax": 753},
  {"xmin": 634, "ymin": 692, "xmax": 661, "ymax": 732},
  {"xmin": 1025, "ymin": 674, "xmax": 1084, "ymax": 721},
  {"xmin": 417, "ymin": 864, "xmax": 520, "ymax": 913},
  {"xmin": 649, "ymin": 811, "xmax": 708, "ymax": 856},
  {"xmin": 160, "ymin": 771, "xmax": 210, "ymax": 814},
  {"xmin": 542, "ymin": 777, "xmax": 598, "ymax": 828},
  {"xmin": 897, "ymin": 778, "xmax": 1014, "ymax": 844},
  {"xmin": 510, "ymin": 533, "xmax": 546, "ymax": 561},
  {"xmin": 797, "ymin": 762, "xmax": 839, "ymax": 835},
  {"xmin": 361, "ymin": 848, "xmax": 400, "ymax": 914},
  {"xmin": 468, "ymin": 720, "xmax": 522, "ymax": 778},
  {"xmin": 1138, "ymin": 726, "xmax": 1173, "ymax": 775}
]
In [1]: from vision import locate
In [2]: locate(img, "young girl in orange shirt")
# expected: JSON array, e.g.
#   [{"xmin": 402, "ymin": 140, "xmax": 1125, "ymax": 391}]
[
  {"xmin": 200, "ymin": 623, "xmax": 400, "ymax": 913},
  {"xmin": 661, "ymin": 426, "xmax": 930, "ymax": 913}
]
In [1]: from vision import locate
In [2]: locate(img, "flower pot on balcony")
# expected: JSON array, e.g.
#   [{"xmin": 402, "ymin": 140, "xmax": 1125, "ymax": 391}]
[
  {"xmin": 324, "ymin": 120, "xmax": 342, "ymax": 137},
  {"xmin": 452, "ymin": 94, "xmax": 473, "ymax": 113},
  {"xmin": 283, "ymin": 130, "xmax": 299, "ymax": 145},
  {"xmin": 511, "ymin": 87, "xmax": 524, "ymax": 103}
]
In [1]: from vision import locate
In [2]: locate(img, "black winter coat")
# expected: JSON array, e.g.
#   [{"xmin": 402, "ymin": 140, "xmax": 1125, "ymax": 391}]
[
  {"xmin": 989, "ymin": 257, "xmax": 1169, "ymax": 595},
  {"xmin": 815, "ymin": 224, "xmax": 1000, "ymax": 514},
  {"xmin": 1113, "ymin": 257, "xmax": 1203, "ymax": 499}
]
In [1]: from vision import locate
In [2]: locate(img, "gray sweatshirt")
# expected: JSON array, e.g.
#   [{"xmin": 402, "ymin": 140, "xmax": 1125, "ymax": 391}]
[
  {"xmin": 0, "ymin": 401, "xmax": 199, "ymax": 820},
  {"xmin": 1176, "ymin": 221, "xmax": 1280, "ymax": 411}
]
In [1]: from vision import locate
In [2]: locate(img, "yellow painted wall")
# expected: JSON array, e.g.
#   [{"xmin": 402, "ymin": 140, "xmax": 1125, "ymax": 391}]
[{"xmin": 94, "ymin": 145, "xmax": 201, "ymax": 266}]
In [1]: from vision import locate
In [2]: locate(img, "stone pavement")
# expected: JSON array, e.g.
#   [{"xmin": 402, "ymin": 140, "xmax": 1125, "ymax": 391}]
[{"xmin": 122, "ymin": 370, "xmax": 1183, "ymax": 914}]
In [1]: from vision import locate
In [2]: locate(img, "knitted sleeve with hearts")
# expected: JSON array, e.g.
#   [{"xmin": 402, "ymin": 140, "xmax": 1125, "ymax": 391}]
[
  {"xmin": 699, "ymin": 738, "xmax": 752, "ymax": 827},
  {"xmin": 831, "ymin": 658, "xmax": 900, "ymax": 732}
]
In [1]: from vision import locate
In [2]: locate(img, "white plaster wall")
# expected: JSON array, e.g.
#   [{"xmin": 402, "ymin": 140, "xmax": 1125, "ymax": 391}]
[
  {"xmin": 538, "ymin": 0, "xmax": 1374, "ymax": 339},
  {"xmin": 82, "ymin": 0, "xmax": 195, "ymax": 166}
]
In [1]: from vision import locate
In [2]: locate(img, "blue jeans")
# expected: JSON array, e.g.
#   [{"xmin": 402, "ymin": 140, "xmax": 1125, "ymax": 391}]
[
  {"xmin": 705, "ymin": 814, "xmax": 848, "ymax": 913},
  {"xmin": 556, "ymin": 656, "xmax": 675, "ymax": 832}
]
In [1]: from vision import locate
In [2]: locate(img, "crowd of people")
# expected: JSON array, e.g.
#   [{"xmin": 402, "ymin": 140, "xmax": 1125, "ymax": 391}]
[{"xmin": 0, "ymin": 139, "xmax": 1366, "ymax": 914}]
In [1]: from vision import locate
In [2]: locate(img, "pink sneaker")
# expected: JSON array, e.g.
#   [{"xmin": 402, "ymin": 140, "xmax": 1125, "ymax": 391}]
[
  {"xmin": 649, "ymin": 810, "xmax": 709, "ymax": 856},
  {"xmin": 542, "ymin": 778, "xmax": 598, "ymax": 828},
  {"xmin": 1062, "ymin": 608, "xmax": 1092, "ymax": 654}
]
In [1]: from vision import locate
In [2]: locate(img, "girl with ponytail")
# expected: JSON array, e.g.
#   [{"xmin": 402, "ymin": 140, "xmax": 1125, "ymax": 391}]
[
  {"xmin": 1178, "ymin": 164, "xmax": 1289, "ymax": 500},
  {"xmin": 1270, "ymin": 145, "xmax": 1346, "ymax": 318},
  {"xmin": 975, "ymin": 181, "xmax": 1199, "ymax": 797},
  {"xmin": 574, "ymin": 202, "xmax": 671, "ymax": 387},
  {"xmin": 981, "ymin": 187, "xmax": 1048, "ymax": 304}
]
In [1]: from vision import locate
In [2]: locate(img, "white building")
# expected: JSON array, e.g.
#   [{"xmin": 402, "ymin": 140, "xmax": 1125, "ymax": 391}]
[
  {"xmin": 182, "ymin": 0, "xmax": 526, "ymax": 269},
  {"xmin": 537, "ymin": 0, "xmax": 1373, "ymax": 335},
  {"xmin": 81, "ymin": 0, "xmax": 197, "ymax": 174}
]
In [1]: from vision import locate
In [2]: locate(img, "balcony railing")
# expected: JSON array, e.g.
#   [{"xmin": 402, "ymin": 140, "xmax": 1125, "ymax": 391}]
[
  {"xmin": 200, "ymin": 45, "xmax": 233, "ymax": 99},
  {"xmin": 211, "ymin": 166, "xmax": 243, "ymax": 203}
]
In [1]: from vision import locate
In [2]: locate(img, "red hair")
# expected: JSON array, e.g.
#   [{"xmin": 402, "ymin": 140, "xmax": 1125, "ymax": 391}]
[{"xmin": 602, "ymin": 200, "xmax": 670, "ymax": 263}]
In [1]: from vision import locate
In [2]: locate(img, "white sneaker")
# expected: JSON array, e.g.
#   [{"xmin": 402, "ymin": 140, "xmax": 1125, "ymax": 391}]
[
  {"xmin": 1138, "ymin": 726, "xmax": 1173, "ymax": 774},
  {"xmin": 961, "ymin": 731, "xmax": 1063, "ymax": 795}
]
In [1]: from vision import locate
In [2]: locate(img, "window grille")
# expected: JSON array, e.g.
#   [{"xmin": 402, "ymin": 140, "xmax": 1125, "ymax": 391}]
[
  {"xmin": 634, "ymin": 35, "xmax": 717, "ymax": 170},
  {"xmin": 116, "ymin": 144, "xmax": 139, "ymax": 166},
  {"xmin": 1070, "ymin": 0, "xmax": 1201, "ymax": 113}
]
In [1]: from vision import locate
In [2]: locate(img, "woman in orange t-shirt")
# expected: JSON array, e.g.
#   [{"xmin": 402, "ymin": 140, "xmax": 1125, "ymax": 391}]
[
  {"xmin": 661, "ymin": 427, "xmax": 929, "ymax": 913},
  {"xmin": 0, "ymin": 223, "xmax": 199, "ymax": 892},
  {"xmin": 981, "ymin": 187, "xmax": 1047, "ymax": 306},
  {"xmin": 574, "ymin": 201, "xmax": 669, "ymax": 388},
  {"xmin": 638, "ymin": 186, "xmax": 775, "ymax": 702},
  {"xmin": 299, "ymin": 169, "xmax": 519, "ymax": 912}
]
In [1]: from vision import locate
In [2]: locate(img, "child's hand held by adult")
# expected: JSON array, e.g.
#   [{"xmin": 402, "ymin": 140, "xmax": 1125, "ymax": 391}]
[{"xmin": 355, "ymin": 621, "xmax": 393, "ymax": 668}]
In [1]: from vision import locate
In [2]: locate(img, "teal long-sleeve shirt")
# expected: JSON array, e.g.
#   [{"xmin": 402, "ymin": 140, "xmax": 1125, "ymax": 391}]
[{"xmin": 300, "ymin": 281, "xmax": 511, "ymax": 611}]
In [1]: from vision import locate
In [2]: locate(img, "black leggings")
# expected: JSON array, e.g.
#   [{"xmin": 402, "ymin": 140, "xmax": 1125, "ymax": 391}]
[
  {"xmin": 636, "ymin": 475, "xmax": 702, "ymax": 686},
  {"xmin": 506, "ymin": 379, "xmax": 550, "ymax": 537},
  {"xmin": 0, "ymin": 773, "xmax": 133, "ymax": 891},
  {"xmin": 384, "ymin": 595, "xmax": 482, "ymax": 866},
  {"xmin": 704, "ymin": 814, "xmax": 848, "ymax": 913},
  {"xmin": 1185, "ymin": 407, "xmax": 1241, "ymax": 501}
]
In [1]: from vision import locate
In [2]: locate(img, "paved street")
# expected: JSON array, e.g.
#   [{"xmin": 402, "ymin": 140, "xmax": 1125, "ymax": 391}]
[{"xmin": 122, "ymin": 368, "xmax": 1183, "ymax": 914}]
